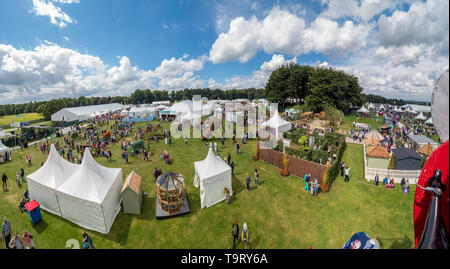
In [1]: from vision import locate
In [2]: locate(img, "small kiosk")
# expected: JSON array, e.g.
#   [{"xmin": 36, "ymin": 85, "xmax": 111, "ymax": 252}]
[{"xmin": 25, "ymin": 200, "xmax": 42, "ymax": 225}]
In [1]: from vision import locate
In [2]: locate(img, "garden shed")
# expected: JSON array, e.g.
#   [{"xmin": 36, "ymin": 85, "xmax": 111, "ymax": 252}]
[
  {"xmin": 392, "ymin": 148, "xmax": 423, "ymax": 170},
  {"xmin": 121, "ymin": 171, "xmax": 143, "ymax": 215},
  {"xmin": 366, "ymin": 145, "xmax": 390, "ymax": 169}
]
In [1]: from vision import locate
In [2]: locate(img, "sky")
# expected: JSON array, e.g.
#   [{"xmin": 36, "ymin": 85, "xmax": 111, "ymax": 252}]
[{"xmin": 0, "ymin": 0, "xmax": 448, "ymax": 104}]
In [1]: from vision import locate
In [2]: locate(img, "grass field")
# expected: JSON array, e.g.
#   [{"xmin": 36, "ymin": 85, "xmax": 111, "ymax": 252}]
[
  {"xmin": 0, "ymin": 120, "xmax": 416, "ymax": 249},
  {"xmin": 0, "ymin": 113, "xmax": 44, "ymax": 126},
  {"xmin": 340, "ymin": 114, "xmax": 384, "ymax": 133}
]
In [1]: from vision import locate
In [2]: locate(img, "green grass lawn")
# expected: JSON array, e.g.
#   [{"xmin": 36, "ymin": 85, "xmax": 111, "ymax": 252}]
[
  {"xmin": 340, "ymin": 114, "xmax": 384, "ymax": 133},
  {"xmin": 0, "ymin": 113, "xmax": 44, "ymax": 126},
  {"xmin": 0, "ymin": 120, "xmax": 415, "ymax": 249}
]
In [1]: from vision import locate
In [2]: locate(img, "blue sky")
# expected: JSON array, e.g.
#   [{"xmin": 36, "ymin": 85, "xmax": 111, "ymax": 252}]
[{"xmin": 0, "ymin": 0, "xmax": 448, "ymax": 104}]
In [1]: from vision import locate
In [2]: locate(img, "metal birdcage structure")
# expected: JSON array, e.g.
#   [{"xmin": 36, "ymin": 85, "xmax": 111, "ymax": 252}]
[{"xmin": 155, "ymin": 173, "xmax": 186, "ymax": 215}]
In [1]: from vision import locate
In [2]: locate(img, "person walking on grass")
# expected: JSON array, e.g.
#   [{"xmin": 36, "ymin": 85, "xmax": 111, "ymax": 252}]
[
  {"xmin": 82, "ymin": 232, "xmax": 94, "ymax": 249},
  {"xmin": 15, "ymin": 171, "xmax": 21, "ymax": 188},
  {"xmin": 20, "ymin": 168, "xmax": 25, "ymax": 183},
  {"xmin": 2, "ymin": 218, "xmax": 12, "ymax": 249},
  {"xmin": 242, "ymin": 223, "xmax": 250, "ymax": 249},
  {"xmin": 236, "ymin": 143, "xmax": 240, "ymax": 154},
  {"xmin": 245, "ymin": 173, "xmax": 251, "ymax": 192},
  {"xmin": 2, "ymin": 172, "xmax": 8, "ymax": 192},
  {"xmin": 304, "ymin": 173, "xmax": 310, "ymax": 192},
  {"xmin": 232, "ymin": 219, "xmax": 239, "ymax": 249},
  {"xmin": 340, "ymin": 162, "xmax": 345, "ymax": 177},
  {"xmin": 344, "ymin": 166, "xmax": 351, "ymax": 183},
  {"xmin": 230, "ymin": 161, "xmax": 235, "ymax": 175},
  {"xmin": 254, "ymin": 169, "xmax": 260, "ymax": 187}
]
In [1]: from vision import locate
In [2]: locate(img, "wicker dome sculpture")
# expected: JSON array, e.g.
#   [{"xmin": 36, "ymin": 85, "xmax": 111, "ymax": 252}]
[{"xmin": 156, "ymin": 173, "xmax": 186, "ymax": 215}]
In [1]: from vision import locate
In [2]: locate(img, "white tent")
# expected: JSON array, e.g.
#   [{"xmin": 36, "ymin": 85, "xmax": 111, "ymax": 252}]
[
  {"xmin": 0, "ymin": 140, "xmax": 12, "ymax": 162},
  {"xmin": 357, "ymin": 106, "xmax": 369, "ymax": 113},
  {"xmin": 27, "ymin": 144, "xmax": 80, "ymax": 216},
  {"xmin": 260, "ymin": 112, "xmax": 292, "ymax": 140},
  {"xmin": 194, "ymin": 148, "xmax": 232, "ymax": 209},
  {"xmin": 56, "ymin": 148, "xmax": 123, "ymax": 234},
  {"xmin": 425, "ymin": 117, "xmax": 433, "ymax": 125},
  {"xmin": 415, "ymin": 111, "xmax": 426, "ymax": 121}
]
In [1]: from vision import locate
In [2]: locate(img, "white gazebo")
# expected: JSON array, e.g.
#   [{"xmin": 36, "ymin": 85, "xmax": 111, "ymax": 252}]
[
  {"xmin": 0, "ymin": 140, "xmax": 11, "ymax": 163},
  {"xmin": 415, "ymin": 111, "xmax": 426, "ymax": 121},
  {"xmin": 194, "ymin": 148, "xmax": 232, "ymax": 209},
  {"xmin": 357, "ymin": 106, "xmax": 369, "ymax": 114},
  {"xmin": 56, "ymin": 148, "xmax": 123, "ymax": 234},
  {"xmin": 425, "ymin": 117, "xmax": 433, "ymax": 125},
  {"xmin": 260, "ymin": 112, "xmax": 292, "ymax": 140},
  {"xmin": 27, "ymin": 144, "xmax": 80, "ymax": 216}
]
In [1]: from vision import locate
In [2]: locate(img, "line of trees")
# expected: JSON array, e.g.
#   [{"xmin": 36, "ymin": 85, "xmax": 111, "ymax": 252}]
[{"xmin": 0, "ymin": 88, "xmax": 266, "ymax": 120}]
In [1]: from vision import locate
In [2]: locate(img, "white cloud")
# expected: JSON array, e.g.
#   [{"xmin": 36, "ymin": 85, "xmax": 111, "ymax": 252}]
[
  {"xmin": 377, "ymin": 0, "xmax": 449, "ymax": 51},
  {"xmin": 209, "ymin": 6, "xmax": 372, "ymax": 63},
  {"xmin": 334, "ymin": 43, "xmax": 448, "ymax": 100},
  {"xmin": 31, "ymin": 0, "xmax": 78, "ymax": 28},
  {"xmin": 320, "ymin": 0, "xmax": 400, "ymax": 22},
  {"xmin": 0, "ymin": 43, "xmax": 209, "ymax": 104},
  {"xmin": 212, "ymin": 54, "xmax": 297, "ymax": 89}
]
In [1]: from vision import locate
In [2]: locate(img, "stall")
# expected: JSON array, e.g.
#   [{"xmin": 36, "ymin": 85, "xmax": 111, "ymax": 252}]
[{"xmin": 194, "ymin": 148, "xmax": 232, "ymax": 208}]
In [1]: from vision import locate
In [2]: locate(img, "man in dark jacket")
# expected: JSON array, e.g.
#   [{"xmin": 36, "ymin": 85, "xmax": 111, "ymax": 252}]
[
  {"xmin": 2, "ymin": 173, "xmax": 7, "ymax": 192},
  {"xmin": 232, "ymin": 219, "xmax": 239, "ymax": 249}
]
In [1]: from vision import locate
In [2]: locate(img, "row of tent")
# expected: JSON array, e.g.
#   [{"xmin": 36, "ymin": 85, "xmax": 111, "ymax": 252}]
[{"xmin": 27, "ymin": 145, "xmax": 122, "ymax": 234}]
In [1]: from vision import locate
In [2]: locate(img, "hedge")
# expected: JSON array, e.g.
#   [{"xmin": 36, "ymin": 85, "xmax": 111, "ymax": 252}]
[{"xmin": 326, "ymin": 139, "xmax": 347, "ymax": 189}]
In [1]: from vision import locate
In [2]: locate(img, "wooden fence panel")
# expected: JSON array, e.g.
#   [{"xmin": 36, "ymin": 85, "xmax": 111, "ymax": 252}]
[{"xmin": 259, "ymin": 148, "xmax": 327, "ymax": 184}]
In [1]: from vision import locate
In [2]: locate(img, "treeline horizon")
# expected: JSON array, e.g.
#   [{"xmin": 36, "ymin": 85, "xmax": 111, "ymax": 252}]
[{"xmin": 0, "ymin": 88, "xmax": 428, "ymax": 119}]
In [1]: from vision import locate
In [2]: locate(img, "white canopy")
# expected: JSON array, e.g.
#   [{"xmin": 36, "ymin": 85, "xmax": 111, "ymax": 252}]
[
  {"xmin": 56, "ymin": 148, "xmax": 123, "ymax": 234},
  {"xmin": 0, "ymin": 140, "xmax": 11, "ymax": 162},
  {"xmin": 357, "ymin": 106, "xmax": 369, "ymax": 113},
  {"xmin": 27, "ymin": 144, "xmax": 80, "ymax": 216},
  {"xmin": 194, "ymin": 148, "xmax": 232, "ymax": 209},
  {"xmin": 415, "ymin": 111, "xmax": 426, "ymax": 120},
  {"xmin": 0, "ymin": 140, "xmax": 10, "ymax": 155},
  {"xmin": 392, "ymin": 107, "xmax": 403, "ymax": 113},
  {"xmin": 425, "ymin": 117, "xmax": 433, "ymax": 125},
  {"xmin": 260, "ymin": 112, "xmax": 292, "ymax": 140}
]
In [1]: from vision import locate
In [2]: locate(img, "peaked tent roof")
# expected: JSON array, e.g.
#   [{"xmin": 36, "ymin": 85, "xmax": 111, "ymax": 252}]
[
  {"xmin": 425, "ymin": 117, "xmax": 433, "ymax": 125},
  {"xmin": 57, "ymin": 148, "xmax": 122, "ymax": 204},
  {"xmin": 194, "ymin": 148, "xmax": 231, "ymax": 180},
  {"xmin": 357, "ymin": 106, "xmax": 369, "ymax": 113},
  {"xmin": 27, "ymin": 144, "xmax": 79, "ymax": 188},
  {"xmin": 0, "ymin": 139, "xmax": 10, "ymax": 153},
  {"xmin": 415, "ymin": 111, "xmax": 426, "ymax": 120},
  {"xmin": 261, "ymin": 112, "xmax": 291, "ymax": 130}
]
